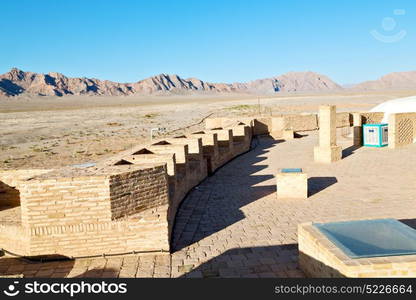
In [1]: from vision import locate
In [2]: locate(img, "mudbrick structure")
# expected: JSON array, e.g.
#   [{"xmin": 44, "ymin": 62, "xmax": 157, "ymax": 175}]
[
  {"xmin": 0, "ymin": 110, "xmax": 415, "ymax": 258},
  {"xmin": 0, "ymin": 123, "xmax": 253, "ymax": 257}
]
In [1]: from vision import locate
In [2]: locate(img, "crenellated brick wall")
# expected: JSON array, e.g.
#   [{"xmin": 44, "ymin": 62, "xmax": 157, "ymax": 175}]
[
  {"xmin": 205, "ymin": 113, "xmax": 353, "ymax": 139},
  {"xmin": 0, "ymin": 124, "xmax": 253, "ymax": 257}
]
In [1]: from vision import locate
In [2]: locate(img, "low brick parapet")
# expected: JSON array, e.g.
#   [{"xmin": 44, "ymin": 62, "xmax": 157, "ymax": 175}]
[{"xmin": 0, "ymin": 123, "xmax": 254, "ymax": 257}]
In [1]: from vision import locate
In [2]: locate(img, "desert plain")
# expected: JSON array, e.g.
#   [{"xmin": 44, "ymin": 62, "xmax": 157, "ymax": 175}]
[{"xmin": 0, "ymin": 90, "xmax": 415, "ymax": 170}]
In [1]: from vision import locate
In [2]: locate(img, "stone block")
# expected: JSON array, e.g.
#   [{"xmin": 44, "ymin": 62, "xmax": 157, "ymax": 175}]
[{"xmin": 276, "ymin": 170, "xmax": 308, "ymax": 199}]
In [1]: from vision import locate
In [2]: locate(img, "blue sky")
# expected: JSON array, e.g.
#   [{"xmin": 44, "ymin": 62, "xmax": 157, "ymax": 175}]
[{"xmin": 0, "ymin": 0, "xmax": 415, "ymax": 84}]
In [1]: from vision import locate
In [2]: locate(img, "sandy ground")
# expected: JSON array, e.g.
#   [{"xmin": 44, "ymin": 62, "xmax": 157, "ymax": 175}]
[{"xmin": 1, "ymin": 90, "xmax": 415, "ymax": 169}]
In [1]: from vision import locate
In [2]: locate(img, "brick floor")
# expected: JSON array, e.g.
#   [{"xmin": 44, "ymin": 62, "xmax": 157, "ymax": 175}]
[{"xmin": 1, "ymin": 131, "xmax": 416, "ymax": 278}]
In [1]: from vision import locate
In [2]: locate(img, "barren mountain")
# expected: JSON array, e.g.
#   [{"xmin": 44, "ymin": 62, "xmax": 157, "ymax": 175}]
[
  {"xmin": 131, "ymin": 74, "xmax": 241, "ymax": 94},
  {"xmin": 246, "ymin": 71, "xmax": 342, "ymax": 94},
  {"xmin": 0, "ymin": 68, "xmax": 342, "ymax": 97},
  {"xmin": 0, "ymin": 68, "xmax": 134, "ymax": 97},
  {"xmin": 352, "ymin": 71, "xmax": 416, "ymax": 90}
]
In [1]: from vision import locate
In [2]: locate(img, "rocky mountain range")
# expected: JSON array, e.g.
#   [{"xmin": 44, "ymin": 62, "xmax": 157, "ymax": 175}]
[
  {"xmin": 1, "ymin": 68, "xmax": 416, "ymax": 97},
  {"xmin": 0, "ymin": 68, "xmax": 342, "ymax": 97},
  {"xmin": 246, "ymin": 72, "xmax": 342, "ymax": 93},
  {"xmin": 352, "ymin": 71, "xmax": 416, "ymax": 90}
]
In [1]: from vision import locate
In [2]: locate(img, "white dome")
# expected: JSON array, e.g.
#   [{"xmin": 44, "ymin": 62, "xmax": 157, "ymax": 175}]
[{"xmin": 370, "ymin": 96, "xmax": 416, "ymax": 123}]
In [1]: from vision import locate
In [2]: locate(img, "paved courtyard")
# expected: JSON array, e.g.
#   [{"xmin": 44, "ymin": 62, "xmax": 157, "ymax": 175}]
[{"xmin": 1, "ymin": 130, "xmax": 416, "ymax": 278}]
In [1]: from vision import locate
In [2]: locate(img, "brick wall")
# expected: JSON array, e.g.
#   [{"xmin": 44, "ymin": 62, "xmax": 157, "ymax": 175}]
[
  {"xmin": 19, "ymin": 176, "xmax": 112, "ymax": 227},
  {"xmin": 26, "ymin": 205, "xmax": 170, "ymax": 256},
  {"xmin": 336, "ymin": 112, "xmax": 353, "ymax": 128},
  {"xmin": 206, "ymin": 113, "xmax": 352, "ymax": 139},
  {"xmin": 360, "ymin": 112, "xmax": 385, "ymax": 124},
  {"xmin": 273, "ymin": 114, "xmax": 319, "ymax": 132},
  {"xmin": 0, "ymin": 122, "xmax": 253, "ymax": 257},
  {"xmin": 0, "ymin": 164, "xmax": 172, "ymax": 256},
  {"xmin": 110, "ymin": 166, "xmax": 169, "ymax": 219},
  {"xmin": 0, "ymin": 224, "xmax": 29, "ymax": 255}
]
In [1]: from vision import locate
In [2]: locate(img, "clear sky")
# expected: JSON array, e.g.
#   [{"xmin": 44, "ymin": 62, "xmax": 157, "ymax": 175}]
[{"xmin": 1, "ymin": 0, "xmax": 415, "ymax": 84}]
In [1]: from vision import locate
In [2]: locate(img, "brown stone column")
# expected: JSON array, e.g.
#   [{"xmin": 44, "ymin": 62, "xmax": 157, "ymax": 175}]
[{"xmin": 314, "ymin": 105, "xmax": 342, "ymax": 163}]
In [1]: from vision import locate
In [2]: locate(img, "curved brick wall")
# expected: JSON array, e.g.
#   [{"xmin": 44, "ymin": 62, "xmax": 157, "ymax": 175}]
[
  {"xmin": 0, "ymin": 123, "xmax": 252, "ymax": 257},
  {"xmin": 2, "ymin": 111, "xmax": 409, "ymax": 258}
]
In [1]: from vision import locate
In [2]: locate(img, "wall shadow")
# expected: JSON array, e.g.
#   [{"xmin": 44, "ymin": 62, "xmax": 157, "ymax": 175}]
[
  {"xmin": 342, "ymin": 145, "xmax": 361, "ymax": 158},
  {"xmin": 0, "ymin": 257, "xmax": 74, "ymax": 278},
  {"xmin": 298, "ymin": 252, "xmax": 345, "ymax": 278},
  {"xmin": 0, "ymin": 257, "xmax": 121, "ymax": 278},
  {"xmin": 179, "ymin": 244, "xmax": 305, "ymax": 278},
  {"xmin": 75, "ymin": 267, "xmax": 119, "ymax": 278},
  {"xmin": 294, "ymin": 132, "xmax": 308, "ymax": 139},
  {"xmin": 0, "ymin": 182, "xmax": 21, "ymax": 210},
  {"xmin": 308, "ymin": 177, "xmax": 337, "ymax": 197},
  {"xmin": 172, "ymin": 137, "xmax": 281, "ymax": 252}
]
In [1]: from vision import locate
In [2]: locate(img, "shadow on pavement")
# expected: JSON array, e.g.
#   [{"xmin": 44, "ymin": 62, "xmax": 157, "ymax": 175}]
[
  {"xmin": 171, "ymin": 137, "xmax": 282, "ymax": 252},
  {"xmin": 308, "ymin": 177, "xmax": 338, "ymax": 197},
  {"xmin": 0, "ymin": 257, "xmax": 74, "ymax": 278},
  {"xmin": 179, "ymin": 244, "xmax": 305, "ymax": 278},
  {"xmin": 342, "ymin": 145, "xmax": 362, "ymax": 158}
]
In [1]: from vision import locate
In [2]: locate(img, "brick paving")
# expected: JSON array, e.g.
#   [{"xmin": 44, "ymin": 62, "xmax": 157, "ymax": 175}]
[{"xmin": 1, "ymin": 131, "xmax": 416, "ymax": 278}]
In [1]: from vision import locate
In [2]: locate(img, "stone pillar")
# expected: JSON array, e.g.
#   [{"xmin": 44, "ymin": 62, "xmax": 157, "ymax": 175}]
[
  {"xmin": 314, "ymin": 105, "xmax": 342, "ymax": 163},
  {"xmin": 352, "ymin": 113, "xmax": 363, "ymax": 146}
]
